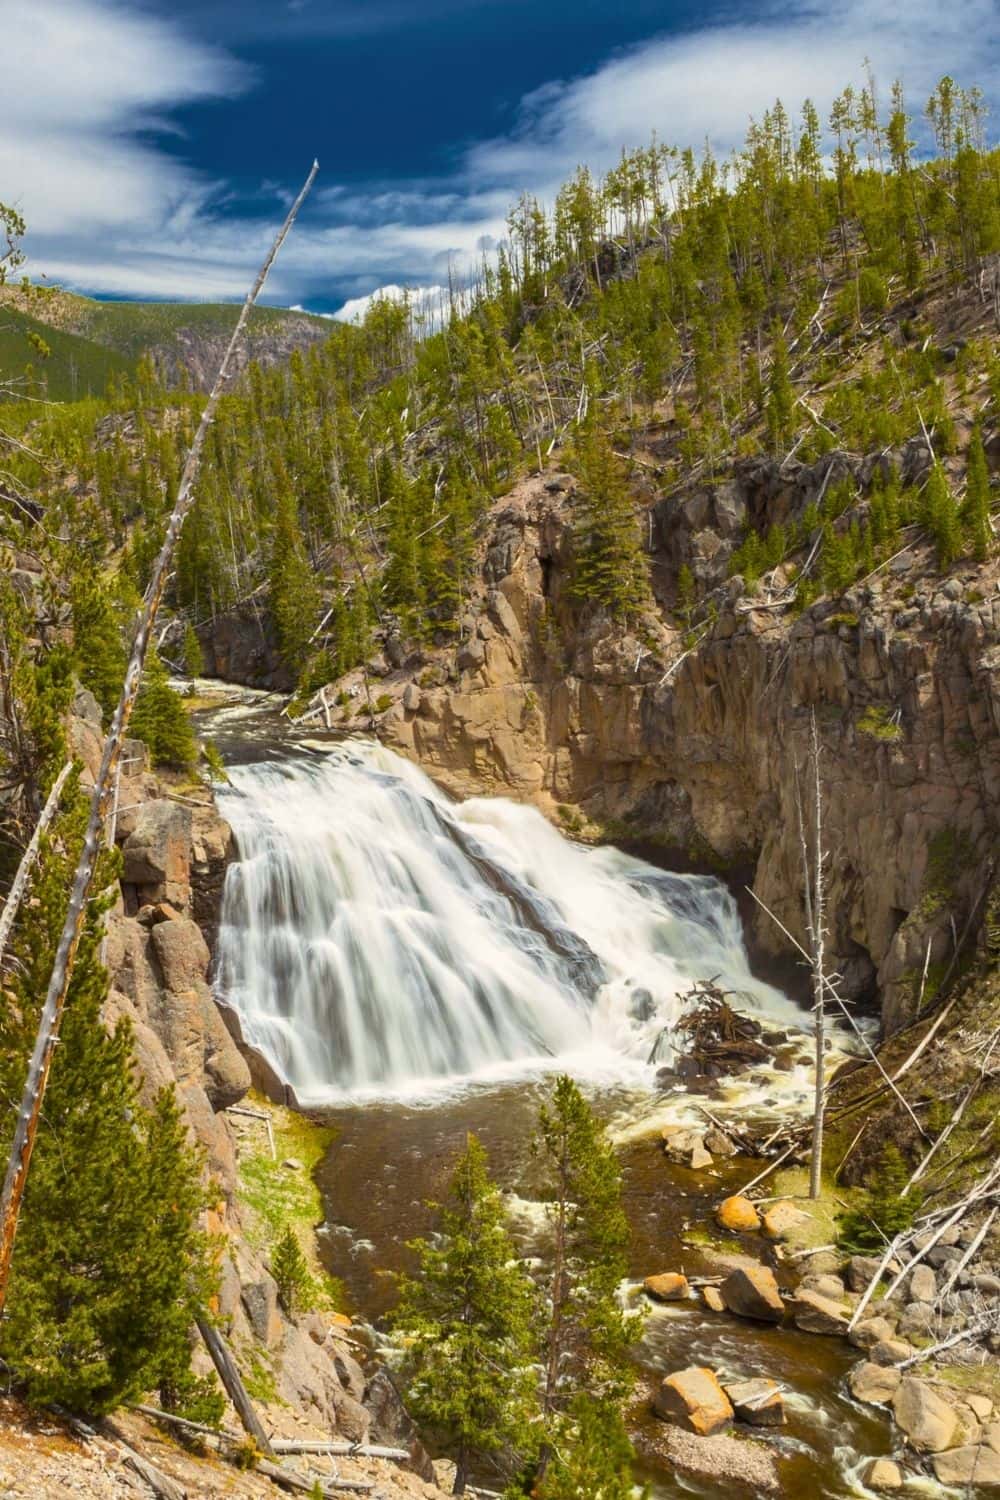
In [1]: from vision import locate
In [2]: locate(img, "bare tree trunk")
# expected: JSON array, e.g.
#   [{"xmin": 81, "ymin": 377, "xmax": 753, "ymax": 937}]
[
  {"xmin": 0, "ymin": 760, "xmax": 73, "ymax": 972},
  {"xmin": 0, "ymin": 160, "xmax": 319, "ymax": 1311},
  {"xmin": 196, "ymin": 1316, "xmax": 274, "ymax": 1456}
]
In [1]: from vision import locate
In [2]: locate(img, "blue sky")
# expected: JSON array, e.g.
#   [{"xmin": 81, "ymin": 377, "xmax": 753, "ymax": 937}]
[{"xmin": 4, "ymin": 0, "xmax": 998, "ymax": 317}]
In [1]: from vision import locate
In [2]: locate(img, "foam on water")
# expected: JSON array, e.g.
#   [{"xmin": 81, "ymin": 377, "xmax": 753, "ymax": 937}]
[{"xmin": 215, "ymin": 739, "xmax": 811, "ymax": 1103}]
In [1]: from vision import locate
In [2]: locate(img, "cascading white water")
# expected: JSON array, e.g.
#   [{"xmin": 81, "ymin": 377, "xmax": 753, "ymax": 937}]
[{"xmin": 215, "ymin": 740, "xmax": 803, "ymax": 1101}]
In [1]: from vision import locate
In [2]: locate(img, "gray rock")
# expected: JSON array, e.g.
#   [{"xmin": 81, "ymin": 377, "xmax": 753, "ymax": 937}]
[
  {"xmin": 792, "ymin": 1288, "xmax": 850, "ymax": 1335},
  {"xmin": 909, "ymin": 1264, "xmax": 937, "ymax": 1303}
]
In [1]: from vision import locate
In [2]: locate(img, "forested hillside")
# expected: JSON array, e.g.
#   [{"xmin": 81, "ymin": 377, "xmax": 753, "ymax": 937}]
[{"xmin": 2, "ymin": 72, "xmax": 998, "ymax": 724}]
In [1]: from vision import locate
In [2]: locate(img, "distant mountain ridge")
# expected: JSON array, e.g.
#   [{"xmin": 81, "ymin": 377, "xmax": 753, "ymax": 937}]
[{"xmin": 0, "ymin": 284, "xmax": 330, "ymax": 394}]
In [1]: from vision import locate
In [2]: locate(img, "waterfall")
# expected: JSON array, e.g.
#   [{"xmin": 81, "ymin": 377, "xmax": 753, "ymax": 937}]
[{"xmin": 215, "ymin": 741, "xmax": 800, "ymax": 1101}]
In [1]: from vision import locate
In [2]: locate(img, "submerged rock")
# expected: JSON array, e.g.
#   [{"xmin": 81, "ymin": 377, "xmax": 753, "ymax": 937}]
[{"xmin": 863, "ymin": 1457, "xmax": 904, "ymax": 1491}]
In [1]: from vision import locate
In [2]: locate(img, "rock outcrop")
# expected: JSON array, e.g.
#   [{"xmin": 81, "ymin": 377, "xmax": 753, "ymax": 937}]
[{"xmin": 307, "ymin": 464, "xmax": 1000, "ymax": 1041}]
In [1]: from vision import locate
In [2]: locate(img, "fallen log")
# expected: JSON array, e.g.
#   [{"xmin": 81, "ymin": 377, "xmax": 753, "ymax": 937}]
[{"xmin": 255, "ymin": 1456, "xmax": 374, "ymax": 1494}]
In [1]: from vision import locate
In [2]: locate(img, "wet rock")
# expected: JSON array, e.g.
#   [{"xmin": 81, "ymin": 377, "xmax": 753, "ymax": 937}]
[
  {"xmin": 792, "ymin": 1288, "xmax": 850, "ymax": 1335},
  {"xmin": 849, "ymin": 1315, "xmax": 898, "ymax": 1350},
  {"xmin": 651, "ymin": 1428, "xmax": 780, "ymax": 1493},
  {"xmin": 690, "ymin": 1141, "xmax": 714, "ymax": 1169},
  {"xmin": 933, "ymin": 1444, "xmax": 1000, "ymax": 1488},
  {"xmin": 908, "ymin": 1264, "xmax": 936, "ymax": 1303},
  {"xmin": 871, "ymin": 1338, "xmax": 913, "ymax": 1366},
  {"xmin": 703, "ymin": 1128, "xmax": 737, "ymax": 1157},
  {"xmin": 701, "ymin": 1286, "xmax": 726, "ymax": 1313},
  {"xmin": 720, "ymin": 1265, "xmax": 784, "ymax": 1323},
  {"xmin": 644, "ymin": 1273, "xmax": 690, "ymax": 1302},
  {"xmin": 715, "ymin": 1195, "xmax": 761, "ymax": 1233},
  {"xmin": 892, "ymin": 1377, "xmax": 959, "ymax": 1452},
  {"xmin": 863, "ymin": 1457, "xmax": 904, "ymax": 1492},
  {"xmin": 723, "ymin": 1377, "xmax": 785, "ymax": 1426},
  {"xmin": 849, "ymin": 1361, "xmax": 902, "ymax": 1405},
  {"xmin": 762, "ymin": 1200, "xmax": 811, "ymax": 1240},
  {"xmin": 652, "ymin": 1367, "xmax": 734, "ymax": 1435}
]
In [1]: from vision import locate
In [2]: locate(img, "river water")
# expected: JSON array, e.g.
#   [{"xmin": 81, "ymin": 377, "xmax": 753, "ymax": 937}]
[{"xmin": 205, "ymin": 721, "xmax": 917, "ymax": 1498}]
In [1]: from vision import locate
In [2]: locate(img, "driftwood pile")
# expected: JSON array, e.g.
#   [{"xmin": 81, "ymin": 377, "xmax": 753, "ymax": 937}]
[{"xmin": 670, "ymin": 981, "xmax": 770, "ymax": 1081}]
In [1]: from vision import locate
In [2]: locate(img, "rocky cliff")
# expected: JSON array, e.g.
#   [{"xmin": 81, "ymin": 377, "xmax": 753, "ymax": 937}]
[
  {"xmin": 300, "ymin": 456, "xmax": 1000, "ymax": 1041},
  {"xmin": 66, "ymin": 690, "xmax": 446, "ymax": 1498}
]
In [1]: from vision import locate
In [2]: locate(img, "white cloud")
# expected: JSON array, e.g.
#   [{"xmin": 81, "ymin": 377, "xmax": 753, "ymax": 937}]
[{"xmin": 4, "ymin": 0, "xmax": 998, "ymax": 306}]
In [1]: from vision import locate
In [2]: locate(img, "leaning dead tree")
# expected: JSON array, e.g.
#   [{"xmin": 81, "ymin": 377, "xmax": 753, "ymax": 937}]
[
  {"xmin": 0, "ymin": 159, "xmax": 319, "ymax": 1310},
  {"xmin": 0, "ymin": 759, "xmax": 73, "ymax": 972},
  {"xmin": 797, "ymin": 710, "xmax": 827, "ymax": 1201}
]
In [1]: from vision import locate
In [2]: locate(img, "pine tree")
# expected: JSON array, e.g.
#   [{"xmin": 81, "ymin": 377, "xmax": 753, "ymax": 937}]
[
  {"xmin": 272, "ymin": 1226, "xmax": 311, "ymax": 1315},
  {"xmin": 70, "ymin": 568, "xmax": 127, "ymax": 723},
  {"xmin": 963, "ymin": 425, "xmax": 993, "ymax": 562},
  {"xmin": 270, "ymin": 489, "xmax": 321, "ymax": 671},
  {"xmin": 392, "ymin": 1135, "xmax": 536, "ymax": 1495},
  {"xmin": 182, "ymin": 622, "xmax": 205, "ymax": 679},
  {"xmin": 923, "ymin": 461, "xmax": 962, "ymax": 569},
  {"xmin": 0, "ymin": 803, "xmax": 217, "ymax": 1414},
  {"xmin": 526, "ymin": 1076, "xmax": 638, "ymax": 1497},
  {"xmin": 129, "ymin": 646, "xmax": 197, "ymax": 769},
  {"xmin": 569, "ymin": 426, "xmax": 651, "ymax": 622}
]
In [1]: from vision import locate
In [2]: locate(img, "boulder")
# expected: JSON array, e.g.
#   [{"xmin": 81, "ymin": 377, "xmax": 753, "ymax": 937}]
[
  {"xmin": 849, "ymin": 1361, "xmax": 901, "ymax": 1405},
  {"xmin": 871, "ymin": 1338, "xmax": 913, "ymax": 1366},
  {"xmin": 863, "ymin": 1457, "xmax": 904, "ymax": 1492},
  {"xmin": 800, "ymin": 1273, "xmax": 847, "ymax": 1302},
  {"xmin": 701, "ymin": 1286, "xmax": 726, "ymax": 1313},
  {"xmin": 723, "ymin": 1377, "xmax": 785, "ymax": 1427},
  {"xmin": 792, "ymin": 1288, "xmax": 850, "ymax": 1335},
  {"xmin": 847, "ymin": 1254, "xmax": 894, "ymax": 1293},
  {"xmin": 892, "ymin": 1377, "xmax": 959, "ymax": 1452},
  {"xmin": 762, "ymin": 1200, "xmax": 811, "ymax": 1240},
  {"xmin": 653, "ymin": 1367, "xmax": 734, "ymax": 1435},
  {"xmin": 715, "ymin": 1195, "xmax": 761, "ymax": 1233},
  {"xmin": 703, "ymin": 1128, "xmax": 737, "ymax": 1157},
  {"xmin": 122, "ymin": 800, "xmax": 192, "ymax": 903},
  {"xmin": 720, "ymin": 1265, "xmax": 784, "ymax": 1323},
  {"xmin": 908, "ymin": 1264, "xmax": 936, "ymax": 1303},
  {"xmin": 644, "ymin": 1273, "xmax": 690, "ymax": 1302},
  {"xmin": 966, "ymin": 1393, "xmax": 995, "ymax": 1421},
  {"xmin": 932, "ymin": 1444, "xmax": 1000, "ymax": 1488},
  {"xmin": 690, "ymin": 1142, "xmax": 714, "ymax": 1170},
  {"xmin": 898, "ymin": 1302, "xmax": 936, "ymax": 1338},
  {"xmin": 849, "ymin": 1315, "xmax": 898, "ymax": 1350}
]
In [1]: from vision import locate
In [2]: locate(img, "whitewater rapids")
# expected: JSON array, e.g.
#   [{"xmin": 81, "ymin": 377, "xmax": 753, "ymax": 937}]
[{"xmin": 214, "ymin": 741, "xmax": 805, "ymax": 1102}]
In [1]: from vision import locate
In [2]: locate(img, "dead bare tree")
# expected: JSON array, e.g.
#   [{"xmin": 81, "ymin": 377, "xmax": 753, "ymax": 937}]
[
  {"xmin": 0, "ymin": 760, "xmax": 73, "ymax": 972},
  {"xmin": 795, "ymin": 710, "xmax": 828, "ymax": 1200},
  {"xmin": 0, "ymin": 160, "xmax": 319, "ymax": 1311}
]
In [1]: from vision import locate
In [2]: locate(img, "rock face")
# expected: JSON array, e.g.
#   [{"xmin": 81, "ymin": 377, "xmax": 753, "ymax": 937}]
[
  {"xmin": 719, "ymin": 1265, "xmax": 784, "ymax": 1323},
  {"xmin": 324, "ymin": 467, "xmax": 1000, "ymax": 1042},
  {"xmin": 653, "ymin": 1367, "xmax": 734, "ymax": 1435}
]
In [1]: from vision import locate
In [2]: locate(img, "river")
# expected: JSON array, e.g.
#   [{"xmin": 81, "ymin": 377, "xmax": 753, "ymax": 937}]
[{"xmin": 200, "ymin": 705, "xmax": 910, "ymax": 1498}]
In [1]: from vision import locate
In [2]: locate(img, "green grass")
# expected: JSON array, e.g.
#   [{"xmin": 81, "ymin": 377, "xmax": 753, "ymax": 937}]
[{"xmin": 236, "ymin": 1095, "xmax": 345, "ymax": 1312}]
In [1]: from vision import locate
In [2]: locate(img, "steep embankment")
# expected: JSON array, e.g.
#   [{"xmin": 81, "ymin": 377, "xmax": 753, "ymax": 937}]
[{"xmin": 296, "ymin": 449, "xmax": 1000, "ymax": 1047}]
